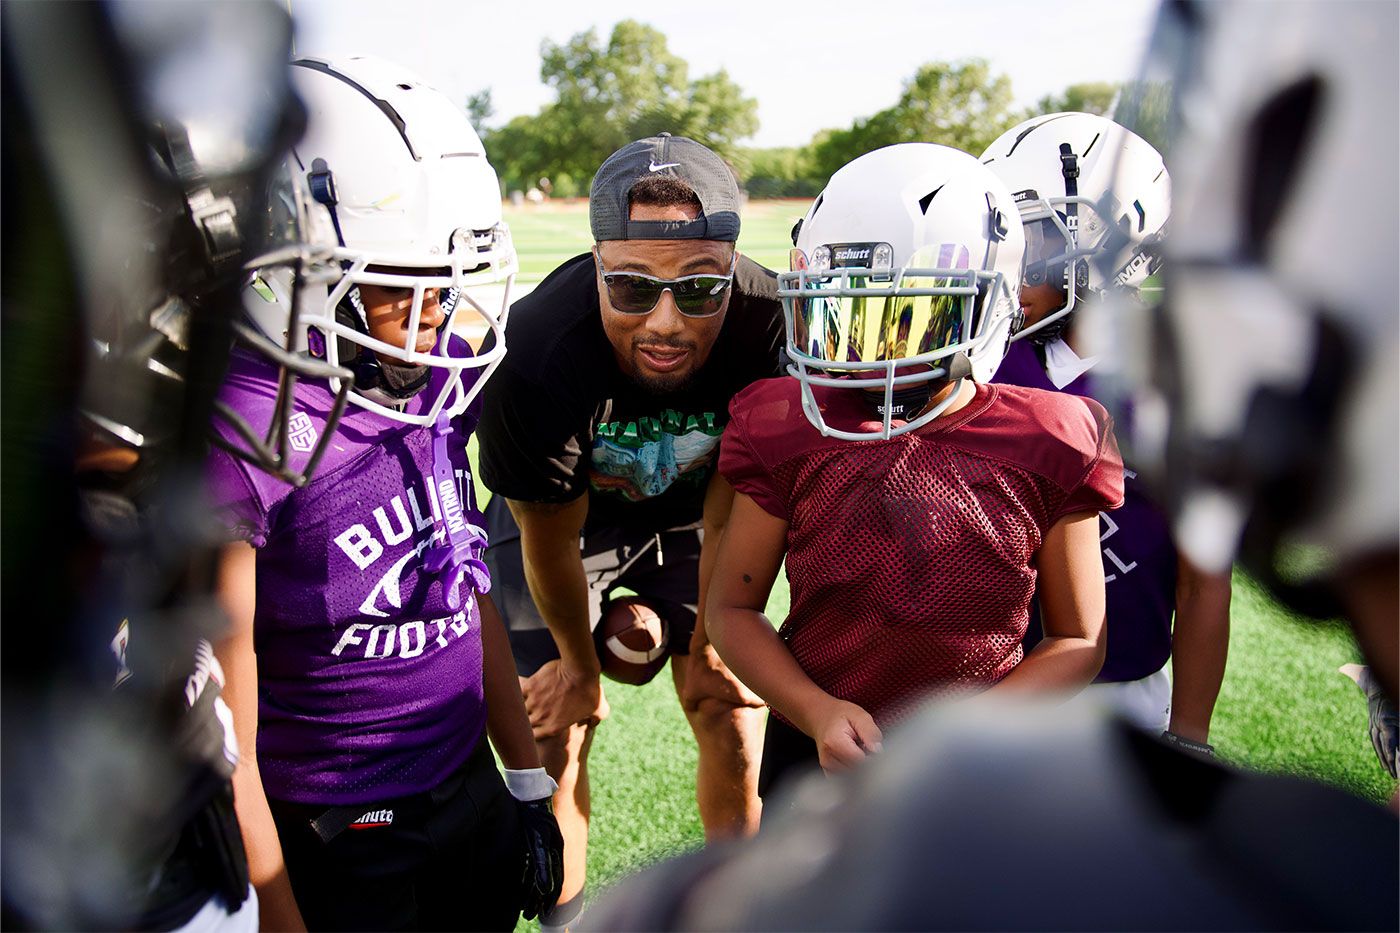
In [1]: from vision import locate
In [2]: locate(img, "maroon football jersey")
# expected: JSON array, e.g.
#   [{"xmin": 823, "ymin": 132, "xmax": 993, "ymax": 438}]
[{"xmin": 721, "ymin": 379, "xmax": 1124, "ymax": 728}]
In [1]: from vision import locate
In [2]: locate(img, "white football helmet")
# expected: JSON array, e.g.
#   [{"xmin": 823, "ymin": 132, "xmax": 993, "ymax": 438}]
[
  {"xmin": 1111, "ymin": 0, "xmax": 1398, "ymax": 616},
  {"xmin": 266, "ymin": 55, "xmax": 517, "ymax": 425},
  {"xmin": 782, "ymin": 143, "xmax": 1025, "ymax": 440},
  {"xmin": 981, "ymin": 112, "xmax": 1170, "ymax": 343}
]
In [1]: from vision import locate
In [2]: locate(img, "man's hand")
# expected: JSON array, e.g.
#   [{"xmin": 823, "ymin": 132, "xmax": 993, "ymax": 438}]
[
  {"xmin": 806, "ymin": 698, "xmax": 883, "ymax": 774},
  {"xmin": 679, "ymin": 642, "xmax": 765, "ymax": 714},
  {"xmin": 520, "ymin": 658, "xmax": 610, "ymax": 739}
]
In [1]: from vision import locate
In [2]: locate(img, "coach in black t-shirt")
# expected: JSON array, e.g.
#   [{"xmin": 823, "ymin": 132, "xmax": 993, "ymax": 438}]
[{"xmin": 477, "ymin": 134, "xmax": 783, "ymax": 930}]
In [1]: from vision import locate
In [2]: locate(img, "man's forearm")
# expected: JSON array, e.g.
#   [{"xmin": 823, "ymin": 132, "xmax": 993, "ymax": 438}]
[
  {"xmin": 693, "ymin": 473, "xmax": 736, "ymax": 651},
  {"xmin": 508, "ymin": 496, "xmax": 598, "ymax": 672}
]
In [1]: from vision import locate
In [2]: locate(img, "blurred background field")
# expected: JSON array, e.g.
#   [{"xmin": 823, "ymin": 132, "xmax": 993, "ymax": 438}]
[{"xmin": 479, "ymin": 199, "xmax": 1395, "ymax": 931}]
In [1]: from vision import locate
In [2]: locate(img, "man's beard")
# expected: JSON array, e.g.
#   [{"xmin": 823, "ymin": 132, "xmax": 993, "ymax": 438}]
[{"xmin": 625, "ymin": 339, "xmax": 700, "ymax": 395}]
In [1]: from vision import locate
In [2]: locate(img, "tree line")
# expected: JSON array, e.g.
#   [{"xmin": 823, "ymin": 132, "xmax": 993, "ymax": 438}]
[{"xmin": 475, "ymin": 20, "xmax": 1122, "ymax": 199}]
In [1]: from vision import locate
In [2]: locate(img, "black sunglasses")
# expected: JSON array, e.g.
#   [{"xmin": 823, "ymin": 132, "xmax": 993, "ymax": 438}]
[{"xmin": 599, "ymin": 257, "xmax": 736, "ymax": 317}]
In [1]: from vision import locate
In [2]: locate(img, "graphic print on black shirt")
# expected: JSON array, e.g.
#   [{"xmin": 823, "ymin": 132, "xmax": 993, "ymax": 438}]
[{"xmin": 478, "ymin": 252, "xmax": 784, "ymax": 532}]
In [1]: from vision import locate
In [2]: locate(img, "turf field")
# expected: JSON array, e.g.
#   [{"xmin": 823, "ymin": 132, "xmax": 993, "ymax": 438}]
[{"xmin": 485, "ymin": 199, "xmax": 1395, "ymax": 930}]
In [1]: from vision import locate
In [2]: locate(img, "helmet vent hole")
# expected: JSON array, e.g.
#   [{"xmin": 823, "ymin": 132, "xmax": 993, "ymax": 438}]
[{"xmin": 919, "ymin": 186, "xmax": 944, "ymax": 214}]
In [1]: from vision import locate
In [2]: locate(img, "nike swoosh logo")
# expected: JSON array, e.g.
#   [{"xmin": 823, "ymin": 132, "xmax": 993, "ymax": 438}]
[{"xmin": 648, "ymin": 160, "xmax": 681, "ymax": 172}]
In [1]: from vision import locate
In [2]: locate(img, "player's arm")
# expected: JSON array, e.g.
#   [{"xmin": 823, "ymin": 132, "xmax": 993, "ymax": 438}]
[
  {"xmin": 994, "ymin": 509, "xmax": 1107, "ymax": 694},
  {"xmin": 1166, "ymin": 555, "xmax": 1232, "ymax": 743},
  {"xmin": 683, "ymin": 472, "xmax": 763, "ymax": 711},
  {"xmin": 211, "ymin": 541, "xmax": 306, "ymax": 932},
  {"xmin": 507, "ymin": 493, "xmax": 609, "ymax": 737},
  {"xmin": 707, "ymin": 491, "xmax": 882, "ymax": 772},
  {"xmin": 481, "ymin": 590, "xmax": 544, "ymax": 769},
  {"xmin": 480, "ymin": 589, "xmax": 564, "ymax": 918}
]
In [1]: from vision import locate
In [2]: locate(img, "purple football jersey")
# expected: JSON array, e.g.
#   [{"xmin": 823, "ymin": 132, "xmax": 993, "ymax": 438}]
[
  {"xmin": 992, "ymin": 340, "xmax": 1176, "ymax": 682},
  {"xmin": 206, "ymin": 340, "xmax": 490, "ymax": 805}
]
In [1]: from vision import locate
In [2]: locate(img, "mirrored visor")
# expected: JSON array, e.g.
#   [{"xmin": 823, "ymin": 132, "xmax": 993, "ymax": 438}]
[{"xmin": 787, "ymin": 244, "xmax": 977, "ymax": 366}]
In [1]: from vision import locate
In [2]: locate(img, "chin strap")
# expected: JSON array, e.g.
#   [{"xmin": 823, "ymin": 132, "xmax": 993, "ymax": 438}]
[{"xmin": 422, "ymin": 412, "xmax": 490, "ymax": 610}]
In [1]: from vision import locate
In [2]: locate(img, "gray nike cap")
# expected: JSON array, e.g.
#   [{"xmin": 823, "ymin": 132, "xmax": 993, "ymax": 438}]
[{"xmin": 589, "ymin": 133, "xmax": 741, "ymax": 242}]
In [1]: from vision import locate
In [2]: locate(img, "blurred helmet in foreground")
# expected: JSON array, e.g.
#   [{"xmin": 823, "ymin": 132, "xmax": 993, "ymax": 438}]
[
  {"xmin": 210, "ymin": 155, "xmax": 354, "ymax": 485},
  {"xmin": 269, "ymin": 56, "xmax": 519, "ymax": 426},
  {"xmin": 1110, "ymin": 0, "xmax": 1399, "ymax": 618},
  {"xmin": 2, "ymin": 0, "xmax": 308, "ymax": 926},
  {"xmin": 981, "ymin": 112, "xmax": 1170, "ymax": 344},
  {"xmin": 783, "ymin": 143, "xmax": 1025, "ymax": 440}
]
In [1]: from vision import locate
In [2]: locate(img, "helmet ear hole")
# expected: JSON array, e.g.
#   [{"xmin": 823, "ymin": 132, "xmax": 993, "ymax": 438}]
[{"xmin": 973, "ymin": 279, "xmax": 992, "ymax": 334}]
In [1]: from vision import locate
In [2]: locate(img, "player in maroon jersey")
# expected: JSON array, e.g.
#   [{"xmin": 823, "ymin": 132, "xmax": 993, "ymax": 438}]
[{"xmin": 707, "ymin": 143, "xmax": 1124, "ymax": 795}]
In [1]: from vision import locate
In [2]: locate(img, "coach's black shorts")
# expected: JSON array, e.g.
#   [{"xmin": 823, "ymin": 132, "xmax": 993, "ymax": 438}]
[
  {"xmin": 267, "ymin": 739, "xmax": 525, "ymax": 931},
  {"xmin": 483, "ymin": 494, "xmax": 701, "ymax": 677}
]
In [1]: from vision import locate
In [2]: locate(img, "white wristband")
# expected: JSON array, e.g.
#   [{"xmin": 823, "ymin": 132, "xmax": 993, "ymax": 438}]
[{"xmin": 504, "ymin": 767, "xmax": 558, "ymax": 802}]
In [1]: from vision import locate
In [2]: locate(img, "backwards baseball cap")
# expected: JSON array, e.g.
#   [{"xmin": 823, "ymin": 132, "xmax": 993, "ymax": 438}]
[{"xmin": 590, "ymin": 133, "xmax": 741, "ymax": 242}]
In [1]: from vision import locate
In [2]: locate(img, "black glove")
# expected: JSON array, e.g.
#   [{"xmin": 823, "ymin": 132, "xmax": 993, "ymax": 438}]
[
  {"xmin": 1342, "ymin": 663, "xmax": 1398, "ymax": 778},
  {"xmin": 517, "ymin": 796, "xmax": 564, "ymax": 920}
]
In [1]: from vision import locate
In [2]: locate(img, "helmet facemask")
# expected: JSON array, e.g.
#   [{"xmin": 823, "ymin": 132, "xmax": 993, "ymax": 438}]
[{"xmin": 314, "ymin": 225, "xmax": 514, "ymax": 425}]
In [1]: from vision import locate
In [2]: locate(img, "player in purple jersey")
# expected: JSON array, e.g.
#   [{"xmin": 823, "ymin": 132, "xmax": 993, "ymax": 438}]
[
  {"xmin": 982, "ymin": 113, "xmax": 1231, "ymax": 749},
  {"xmin": 707, "ymin": 144, "xmax": 1122, "ymax": 794},
  {"xmin": 207, "ymin": 57, "xmax": 561, "ymax": 931}
]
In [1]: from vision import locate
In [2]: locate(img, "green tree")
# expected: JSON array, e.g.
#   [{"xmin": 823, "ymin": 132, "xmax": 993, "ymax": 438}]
[
  {"xmin": 1112, "ymin": 79, "xmax": 1173, "ymax": 162},
  {"xmin": 487, "ymin": 20, "xmax": 759, "ymax": 190},
  {"xmin": 465, "ymin": 88, "xmax": 494, "ymax": 129},
  {"xmin": 809, "ymin": 59, "xmax": 1019, "ymax": 181},
  {"xmin": 736, "ymin": 146, "xmax": 823, "ymax": 199},
  {"xmin": 1032, "ymin": 81, "xmax": 1121, "ymax": 118}
]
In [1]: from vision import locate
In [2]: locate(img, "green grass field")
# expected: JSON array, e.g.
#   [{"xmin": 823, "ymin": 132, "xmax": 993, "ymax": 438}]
[{"xmin": 488, "ymin": 200, "xmax": 1395, "ymax": 929}]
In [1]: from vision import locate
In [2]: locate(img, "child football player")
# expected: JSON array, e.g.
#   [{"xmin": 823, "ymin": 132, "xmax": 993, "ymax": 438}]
[{"xmin": 707, "ymin": 143, "xmax": 1124, "ymax": 793}]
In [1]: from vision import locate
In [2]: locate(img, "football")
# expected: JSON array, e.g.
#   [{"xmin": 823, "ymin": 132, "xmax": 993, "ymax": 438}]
[{"xmin": 595, "ymin": 596, "xmax": 670, "ymax": 686}]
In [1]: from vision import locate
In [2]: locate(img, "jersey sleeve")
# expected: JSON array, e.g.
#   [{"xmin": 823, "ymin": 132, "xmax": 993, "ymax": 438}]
[
  {"xmin": 204, "ymin": 445, "xmax": 278, "ymax": 547},
  {"xmin": 477, "ymin": 363, "xmax": 590, "ymax": 504},
  {"xmin": 1055, "ymin": 396, "xmax": 1126, "ymax": 520},
  {"xmin": 719, "ymin": 394, "xmax": 790, "ymax": 521}
]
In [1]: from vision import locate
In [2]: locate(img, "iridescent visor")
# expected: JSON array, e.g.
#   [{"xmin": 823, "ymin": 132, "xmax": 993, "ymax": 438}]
[{"xmin": 784, "ymin": 263, "xmax": 978, "ymax": 371}]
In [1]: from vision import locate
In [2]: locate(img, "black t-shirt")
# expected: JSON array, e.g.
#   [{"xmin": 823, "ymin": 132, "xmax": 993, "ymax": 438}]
[{"xmin": 478, "ymin": 251, "xmax": 784, "ymax": 533}]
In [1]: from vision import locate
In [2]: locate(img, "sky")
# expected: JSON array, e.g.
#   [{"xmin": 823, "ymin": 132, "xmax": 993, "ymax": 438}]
[{"xmin": 287, "ymin": 0, "xmax": 1163, "ymax": 149}]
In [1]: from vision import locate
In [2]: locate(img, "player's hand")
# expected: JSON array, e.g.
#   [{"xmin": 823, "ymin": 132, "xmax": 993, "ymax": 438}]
[
  {"xmin": 517, "ymin": 797, "xmax": 564, "ymax": 919},
  {"xmin": 520, "ymin": 658, "xmax": 609, "ymax": 739},
  {"xmin": 503, "ymin": 767, "xmax": 564, "ymax": 921},
  {"xmin": 679, "ymin": 642, "xmax": 764, "ymax": 713},
  {"xmin": 808, "ymin": 698, "xmax": 883, "ymax": 774},
  {"xmin": 1341, "ymin": 663, "xmax": 1398, "ymax": 778}
]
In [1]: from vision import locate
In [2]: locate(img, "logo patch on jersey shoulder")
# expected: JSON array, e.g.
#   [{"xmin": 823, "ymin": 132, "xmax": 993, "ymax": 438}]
[
  {"xmin": 349, "ymin": 809, "xmax": 394, "ymax": 829},
  {"xmin": 288, "ymin": 411, "xmax": 318, "ymax": 453}
]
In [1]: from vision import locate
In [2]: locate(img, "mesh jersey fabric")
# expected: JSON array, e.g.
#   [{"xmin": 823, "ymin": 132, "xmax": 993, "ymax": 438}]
[
  {"xmin": 993, "ymin": 338, "xmax": 1177, "ymax": 682},
  {"xmin": 721, "ymin": 379, "xmax": 1124, "ymax": 728},
  {"xmin": 476, "ymin": 252, "xmax": 784, "ymax": 533},
  {"xmin": 205, "ymin": 342, "xmax": 489, "ymax": 805}
]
